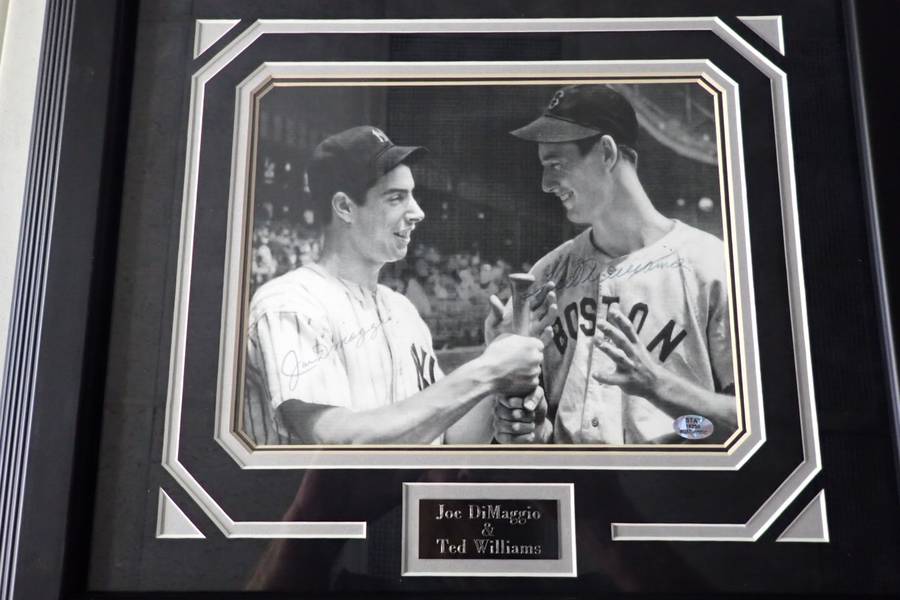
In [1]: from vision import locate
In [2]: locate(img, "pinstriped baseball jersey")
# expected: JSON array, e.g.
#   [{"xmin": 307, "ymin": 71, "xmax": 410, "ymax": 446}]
[
  {"xmin": 531, "ymin": 220, "xmax": 735, "ymax": 444},
  {"xmin": 243, "ymin": 263, "xmax": 442, "ymax": 445}
]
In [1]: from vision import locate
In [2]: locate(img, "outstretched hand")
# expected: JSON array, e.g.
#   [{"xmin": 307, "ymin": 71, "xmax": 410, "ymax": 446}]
[
  {"xmin": 484, "ymin": 281, "xmax": 557, "ymax": 346},
  {"xmin": 592, "ymin": 305, "xmax": 665, "ymax": 400}
]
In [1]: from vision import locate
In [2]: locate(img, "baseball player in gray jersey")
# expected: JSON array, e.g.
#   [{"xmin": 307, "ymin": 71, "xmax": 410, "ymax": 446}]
[
  {"xmin": 489, "ymin": 85, "xmax": 738, "ymax": 444},
  {"xmin": 244, "ymin": 126, "xmax": 556, "ymax": 445}
]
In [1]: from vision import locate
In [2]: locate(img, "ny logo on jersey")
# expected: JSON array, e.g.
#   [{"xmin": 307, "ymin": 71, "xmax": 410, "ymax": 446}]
[
  {"xmin": 410, "ymin": 344, "xmax": 436, "ymax": 391},
  {"xmin": 552, "ymin": 297, "xmax": 687, "ymax": 362}
]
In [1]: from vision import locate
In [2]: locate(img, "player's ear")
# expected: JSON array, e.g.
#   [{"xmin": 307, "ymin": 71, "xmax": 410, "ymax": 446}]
[
  {"xmin": 331, "ymin": 192, "xmax": 354, "ymax": 224},
  {"xmin": 598, "ymin": 134, "xmax": 619, "ymax": 169}
]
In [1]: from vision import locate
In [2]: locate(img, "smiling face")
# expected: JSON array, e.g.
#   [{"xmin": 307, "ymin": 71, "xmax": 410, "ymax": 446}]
[
  {"xmin": 537, "ymin": 140, "xmax": 614, "ymax": 225},
  {"xmin": 349, "ymin": 163, "xmax": 424, "ymax": 265}
]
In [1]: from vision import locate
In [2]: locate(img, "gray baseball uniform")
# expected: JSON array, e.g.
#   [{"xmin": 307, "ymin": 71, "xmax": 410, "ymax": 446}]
[
  {"xmin": 243, "ymin": 263, "xmax": 442, "ymax": 445},
  {"xmin": 532, "ymin": 219, "xmax": 735, "ymax": 443}
]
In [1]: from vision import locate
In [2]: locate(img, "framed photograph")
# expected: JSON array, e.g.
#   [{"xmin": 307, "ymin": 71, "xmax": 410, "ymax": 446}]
[
  {"xmin": 4, "ymin": 0, "xmax": 900, "ymax": 597},
  {"xmin": 217, "ymin": 71, "xmax": 752, "ymax": 461}
]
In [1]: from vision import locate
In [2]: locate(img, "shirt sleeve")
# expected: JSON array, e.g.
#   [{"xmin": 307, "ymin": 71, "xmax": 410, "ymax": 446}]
[
  {"xmin": 707, "ymin": 277, "xmax": 735, "ymax": 394},
  {"xmin": 247, "ymin": 308, "xmax": 352, "ymax": 412}
]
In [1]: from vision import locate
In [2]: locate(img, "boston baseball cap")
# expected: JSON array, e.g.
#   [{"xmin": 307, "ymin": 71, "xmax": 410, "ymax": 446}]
[
  {"xmin": 307, "ymin": 126, "xmax": 427, "ymax": 201},
  {"xmin": 510, "ymin": 84, "xmax": 638, "ymax": 145}
]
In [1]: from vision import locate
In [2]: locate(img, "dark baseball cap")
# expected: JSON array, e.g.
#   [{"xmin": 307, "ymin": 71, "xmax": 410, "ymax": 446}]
[
  {"xmin": 307, "ymin": 125, "xmax": 427, "ymax": 201},
  {"xmin": 510, "ymin": 85, "xmax": 638, "ymax": 145}
]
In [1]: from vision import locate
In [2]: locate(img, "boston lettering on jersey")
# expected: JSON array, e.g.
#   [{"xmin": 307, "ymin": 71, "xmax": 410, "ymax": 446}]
[
  {"xmin": 410, "ymin": 344, "xmax": 437, "ymax": 390},
  {"xmin": 552, "ymin": 295, "xmax": 687, "ymax": 363}
]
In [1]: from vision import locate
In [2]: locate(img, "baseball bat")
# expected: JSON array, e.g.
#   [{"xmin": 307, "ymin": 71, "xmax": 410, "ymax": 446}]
[
  {"xmin": 508, "ymin": 273, "xmax": 536, "ymax": 337},
  {"xmin": 499, "ymin": 272, "xmax": 549, "ymax": 442},
  {"xmin": 508, "ymin": 273, "xmax": 538, "ymax": 400}
]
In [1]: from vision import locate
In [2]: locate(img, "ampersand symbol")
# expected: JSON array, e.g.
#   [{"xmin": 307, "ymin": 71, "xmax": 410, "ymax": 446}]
[{"xmin": 481, "ymin": 522, "xmax": 495, "ymax": 537}]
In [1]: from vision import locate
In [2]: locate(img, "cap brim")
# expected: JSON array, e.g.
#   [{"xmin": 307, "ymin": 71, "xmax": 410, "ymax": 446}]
[
  {"xmin": 377, "ymin": 144, "xmax": 428, "ymax": 176},
  {"xmin": 510, "ymin": 115, "xmax": 603, "ymax": 142}
]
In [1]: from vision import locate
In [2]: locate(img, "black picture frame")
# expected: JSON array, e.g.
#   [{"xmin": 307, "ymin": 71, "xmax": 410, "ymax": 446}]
[{"xmin": 2, "ymin": 0, "xmax": 899, "ymax": 598}]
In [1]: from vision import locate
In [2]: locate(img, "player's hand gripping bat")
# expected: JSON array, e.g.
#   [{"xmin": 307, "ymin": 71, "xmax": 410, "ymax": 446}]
[{"xmin": 490, "ymin": 273, "xmax": 551, "ymax": 442}]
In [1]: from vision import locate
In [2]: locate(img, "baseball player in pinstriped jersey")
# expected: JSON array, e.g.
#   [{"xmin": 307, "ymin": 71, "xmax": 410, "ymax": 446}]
[
  {"xmin": 243, "ymin": 126, "xmax": 556, "ymax": 446},
  {"xmin": 490, "ymin": 85, "xmax": 738, "ymax": 444}
]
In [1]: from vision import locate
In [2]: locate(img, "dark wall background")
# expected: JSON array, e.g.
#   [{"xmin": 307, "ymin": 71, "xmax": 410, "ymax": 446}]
[{"xmin": 856, "ymin": 0, "xmax": 900, "ymax": 492}]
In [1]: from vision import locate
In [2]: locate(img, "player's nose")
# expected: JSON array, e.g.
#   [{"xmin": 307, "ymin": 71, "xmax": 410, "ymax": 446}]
[
  {"xmin": 406, "ymin": 195, "xmax": 425, "ymax": 223},
  {"xmin": 541, "ymin": 168, "xmax": 557, "ymax": 193}
]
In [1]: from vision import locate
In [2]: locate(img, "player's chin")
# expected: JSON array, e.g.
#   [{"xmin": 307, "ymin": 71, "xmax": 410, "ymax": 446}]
[
  {"xmin": 563, "ymin": 207, "xmax": 589, "ymax": 225},
  {"xmin": 564, "ymin": 211, "xmax": 584, "ymax": 225},
  {"xmin": 386, "ymin": 240, "xmax": 410, "ymax": 261}
]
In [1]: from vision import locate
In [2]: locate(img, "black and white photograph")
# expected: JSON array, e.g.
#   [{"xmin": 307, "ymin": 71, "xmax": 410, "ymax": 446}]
[{"xmin": 235, "ymin": 78, "xmax": 744, "ymax": 449}]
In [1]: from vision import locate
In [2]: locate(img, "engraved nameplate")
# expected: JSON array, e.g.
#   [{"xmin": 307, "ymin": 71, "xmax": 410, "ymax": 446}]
[{"xmin": 401, "ymin": 483, "xmax": 576, "ymax": 577}]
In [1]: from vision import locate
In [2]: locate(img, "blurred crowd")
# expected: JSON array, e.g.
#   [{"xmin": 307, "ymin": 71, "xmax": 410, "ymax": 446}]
[
  {"xmin": 249, "ymin": 212, "xmax": 527, "ymax": 348},
  {"xmin": 380, "ymin": 245, "xmax": 532, "ymax": 348},
  {"xmin": 251, "ymin": 208, "xmax": 323, "ymax": 288}
]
